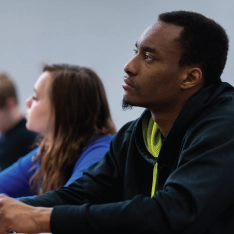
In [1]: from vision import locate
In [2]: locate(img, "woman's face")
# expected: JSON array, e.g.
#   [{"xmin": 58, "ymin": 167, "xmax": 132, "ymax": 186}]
[{"xmin": 26, "ymin": 71, "xmax": 55, "ymax": 137}]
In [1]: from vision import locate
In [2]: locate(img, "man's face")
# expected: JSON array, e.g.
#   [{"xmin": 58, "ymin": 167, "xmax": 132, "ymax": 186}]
[
  {"xmin": 0, "ymin": 106, "xmax": 10, "ymax": 132},
  {"xmin": 122, "ymin": 21, "xmax": 188, "ymax": 113}
]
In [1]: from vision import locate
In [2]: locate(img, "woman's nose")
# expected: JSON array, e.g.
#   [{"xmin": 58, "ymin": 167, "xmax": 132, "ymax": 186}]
[{"xmin": 25, "ymin": 97, "xmax": 32, "ymax": 108}]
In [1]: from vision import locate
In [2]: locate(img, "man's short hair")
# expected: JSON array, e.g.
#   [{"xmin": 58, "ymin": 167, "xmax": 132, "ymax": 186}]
[
  {"xmin": 0, "ymin": 73, "xmax": 18, "ymax": 108},
  {"xmin": 158, "ymin": 10, "xmax": 229, "ymax": 85}
]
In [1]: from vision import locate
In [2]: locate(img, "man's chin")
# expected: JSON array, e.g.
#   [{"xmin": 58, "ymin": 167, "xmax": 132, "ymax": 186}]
[{"xmin": 122, "ymin": 99, "xmax": 133, "ymax": 110}]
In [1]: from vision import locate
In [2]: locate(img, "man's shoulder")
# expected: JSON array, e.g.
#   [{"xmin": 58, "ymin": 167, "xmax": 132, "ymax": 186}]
[{"xmin": 10, "ymin": 118, "xmax": 37, "ymax": 138}]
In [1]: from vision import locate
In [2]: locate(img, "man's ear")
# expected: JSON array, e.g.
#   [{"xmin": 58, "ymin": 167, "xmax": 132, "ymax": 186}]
[
  {"xmin": 5, "ymin": 97, "xmax": 17, "ymax": 109},
  {"xmin": 181, "ymin": 67, "xmax": 203, "ymax": 89}
]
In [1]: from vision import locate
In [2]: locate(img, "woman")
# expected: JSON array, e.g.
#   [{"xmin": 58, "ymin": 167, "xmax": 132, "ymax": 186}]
[{"xmin": 0, "ymin": 63, "xmax": 116, "ymax": 197}]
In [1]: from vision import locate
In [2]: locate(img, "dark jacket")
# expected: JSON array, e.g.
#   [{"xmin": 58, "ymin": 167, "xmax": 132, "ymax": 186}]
[
  {"xmin": 22, "ymin": 82, "xmax": 234, "ymax": 233},
  {"xmin": 0, "ymin": 118, "xmax": 37, "ymax": 171}
]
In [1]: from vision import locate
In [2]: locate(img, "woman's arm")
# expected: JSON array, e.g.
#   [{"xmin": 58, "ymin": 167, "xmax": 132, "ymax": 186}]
[{"xmin": 0, "ymin": 148, "xmax": 38, "ymax": 198}]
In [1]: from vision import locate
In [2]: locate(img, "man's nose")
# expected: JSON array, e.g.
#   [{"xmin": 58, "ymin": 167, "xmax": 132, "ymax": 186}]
[{"xmin": 124, "ymin": 55, "xmax": 139, "ymax": 76}]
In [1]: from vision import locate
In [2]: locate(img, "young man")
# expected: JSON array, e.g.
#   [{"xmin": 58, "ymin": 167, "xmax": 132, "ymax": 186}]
[
  {"xmin": 0, "ymin": 73, "xmax": 37, "ymax": 171},
  {"xmin": 0, "ymin": 10, "xmax": 234, "ymax": 234}
]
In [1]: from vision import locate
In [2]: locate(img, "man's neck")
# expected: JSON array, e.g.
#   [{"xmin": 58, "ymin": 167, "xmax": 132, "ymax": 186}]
[
  {"xmin": 149, "ymin": 88, "xmax": 202, "ymax": 137},
  {"xmin": 150, "ymin": 111, "xmax": 179, "ymax": 138},
  {"xmin": 1, "ymin": 108, "xmax": 23, "ymax": 133}
]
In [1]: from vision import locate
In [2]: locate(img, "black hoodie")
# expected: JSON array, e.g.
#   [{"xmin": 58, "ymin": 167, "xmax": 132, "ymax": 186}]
[{"xmin": 22, "ymin": 82, "xmax": 234, "ymax": 234}]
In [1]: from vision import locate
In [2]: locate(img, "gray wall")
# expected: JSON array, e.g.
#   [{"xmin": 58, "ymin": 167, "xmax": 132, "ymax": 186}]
[{"xmin": 0, "ymin": 0, "xmax": 233, "ymax": 130}]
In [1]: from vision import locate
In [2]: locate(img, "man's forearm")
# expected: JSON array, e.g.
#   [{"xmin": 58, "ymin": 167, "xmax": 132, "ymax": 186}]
[
  {"xmin": 0, "ymin": 195, "xmax": 52, "ymax": 233},
  {"xmin": 31, "ymin": 207, "xmax": 52, "ymax": 233},
  {"xmin": 20, "ymin": 190, "xmax": 66, "ymax": 207}
]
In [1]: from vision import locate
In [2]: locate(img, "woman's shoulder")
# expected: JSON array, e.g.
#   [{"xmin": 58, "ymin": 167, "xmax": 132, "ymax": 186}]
[{"xmin": 90, "ymin": 134, "xmax": 115, "ymax": 146}]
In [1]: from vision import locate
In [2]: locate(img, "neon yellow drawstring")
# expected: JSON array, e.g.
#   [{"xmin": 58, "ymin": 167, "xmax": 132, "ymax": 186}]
[{"xmin": 142, "ymin": 116, "xmax": 162, "ymax": 197}]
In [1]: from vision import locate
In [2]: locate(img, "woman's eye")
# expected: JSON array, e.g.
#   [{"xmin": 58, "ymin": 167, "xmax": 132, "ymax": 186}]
[
  {"xmin": 32, "ymin": 96, "xmax": 37, "ymax": 101},
  {"xmin": 133, "ymin": 49, "xmax": 138, "ymax": 54}
]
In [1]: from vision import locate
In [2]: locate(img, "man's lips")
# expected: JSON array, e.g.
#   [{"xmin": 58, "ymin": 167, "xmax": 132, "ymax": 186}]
[{"xmin": 122, "ymin": 76, "xmax": 134, "ymax": 90}]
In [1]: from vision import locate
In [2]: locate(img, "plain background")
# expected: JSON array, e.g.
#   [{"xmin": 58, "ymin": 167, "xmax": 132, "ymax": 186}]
[{"xmin": 0, "ymin": 0, "xmax": 233, "ymax": 130}]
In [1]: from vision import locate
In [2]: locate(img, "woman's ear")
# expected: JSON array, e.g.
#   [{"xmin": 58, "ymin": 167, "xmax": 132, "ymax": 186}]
[{"xmin": 181, "ymin": 67, "xmax": 203, "ymax": 89}]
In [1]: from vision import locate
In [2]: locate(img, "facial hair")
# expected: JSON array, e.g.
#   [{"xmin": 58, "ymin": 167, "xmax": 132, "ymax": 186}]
[{"xmin": 122, "ymin": 99, "xmax": 133, "ymax": 110}]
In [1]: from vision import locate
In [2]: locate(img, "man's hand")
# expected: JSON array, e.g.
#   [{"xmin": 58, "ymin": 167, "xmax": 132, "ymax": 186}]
[{"xmin": 0, "ymin": 194, "xmax": 52, "ymax": 233}]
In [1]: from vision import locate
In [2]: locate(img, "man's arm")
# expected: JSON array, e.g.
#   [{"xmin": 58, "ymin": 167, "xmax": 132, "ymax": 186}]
[
  {"xmin": 3, "ymin": 114, "xmax": 234, "ymax": 233},
  {"xmin": 0, "ymin": 195, "xmax": 52, "ymax": 233},
  {"xmin": 49, "ymin": 112, "xmax": 234, "ymax": 233},
  {"xmin": 20, "ymin": 123, "xmax": 132, "ymax": 208}
]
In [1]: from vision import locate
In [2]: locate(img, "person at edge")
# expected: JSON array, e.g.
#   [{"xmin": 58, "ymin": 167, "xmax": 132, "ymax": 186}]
[
  {"xmin": 0, "ymin": 64, "xmax": 116, "ymax": 198},
  {"xmin": 0, "ymin": 72, "xmax": 37, "ymax": 171},
  {"xmin": 0, "ymin": 10, "xmax": 234, "ymax": 234}
]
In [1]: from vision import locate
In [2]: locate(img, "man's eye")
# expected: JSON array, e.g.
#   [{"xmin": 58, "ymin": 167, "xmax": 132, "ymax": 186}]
[
  {"xmin": 145, "ymin": 54, "xmax": 154, "ymax": 61},
  {"xmin": 133, "ymin": 49, "xmax": 138, "ymax": 54}
]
